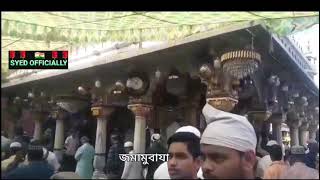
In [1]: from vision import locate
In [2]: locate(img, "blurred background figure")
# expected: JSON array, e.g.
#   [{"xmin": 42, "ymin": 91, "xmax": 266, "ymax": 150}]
[
  {"xmin": 19, "ymin": 139, "xmax": 60, "ymax": 173},
  {"xmin": 4, "ymin": 142, "xmax": 54, "ymax": 179},
  {"xmin": 256, "ymin": 140, "xmax": 278, "ymax": 178},
  {"xmin": 106, "ymin": 134, "xmax": 125, "ymax": 179},
  {"xmin": 1, "ymin": 142, "xmax": 24, "ymax": 174},
  {"xmin": 280, "ymin": 145, "xmax": 319, "ymax": 179},
  {"xmin": 304, "ymin": 139, "xmax": 319, "ymax": 169},
  {"xmin": 144, "ymin": 133, "xmax": 167, "ymax": 179},
  {"xmin": 263, "ymin": 144, "xmax": 289, "ymax": 179},
  {"xmin": 63, "ymin": 129, "xmax": 79, "ymax": 171},
  {"xmin": 1, "ymin": 131, "xmax": 11, "ymax": 160},
  {"xmin": 12, "ymin": 126, "xmax": 29, "ymax": 157},
  {"xmin": 75, "ymin": 136, "xmax": 95, "ymax": 179},
  {"xmin": 121, "ymin": 141, "xmax": 134, "ymax": 179}
]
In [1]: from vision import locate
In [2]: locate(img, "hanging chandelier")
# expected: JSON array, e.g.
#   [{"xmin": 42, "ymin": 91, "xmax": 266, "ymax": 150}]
[
  {"xmin": 221, "ymin": 33, "xmax": 261, "ymax": 79},
  {"xmin": 221, "ymin": 50, "xmax": 261, "ymax": 79}
]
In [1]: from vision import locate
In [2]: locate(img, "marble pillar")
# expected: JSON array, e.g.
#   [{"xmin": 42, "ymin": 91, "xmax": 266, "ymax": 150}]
[
  {"xmin": 299, "ymin": 122, "xmax": 309, "ymax": 147},
  {"xmin": 91, "ymin": 106, "xmax": 115, "ymax": 179},
  {"xmin": 270, "ymin": 113, "xmax": 285, "ymax": 145},
  {"xmin": 32, "ymin": 111, "xmax": 43, "ymax": 141},
  {"xmin": 53, "ymin": 110, "xmax": 67, "ymax": 163},
  {"xmin": 127, "ymin": 103, "xmax": 152, "ymax": 179}
]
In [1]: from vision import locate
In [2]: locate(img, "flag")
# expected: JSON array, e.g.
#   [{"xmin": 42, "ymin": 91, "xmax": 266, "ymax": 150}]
[
  {"xmin": 20, "ymin": 51, "xmax": 26, "ymax": 59},
  {"xmin": 9, "ymin": 51, "xmax": 15, "ymax": 59},
  {"xmin": 62, "ymin": 51, "xmax": 68, "ymax": 59},
  {"xmin": 52, "ymin": 51, "xmax": 58, "ymax": 59},
  {"xmin": 34, "ymin": 52, "xmax": 45, "ymax": 59}
]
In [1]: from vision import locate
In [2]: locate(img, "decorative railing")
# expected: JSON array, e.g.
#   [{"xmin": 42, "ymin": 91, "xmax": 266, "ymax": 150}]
[{"xmin": 275, "ymin": 35, "xmax": 317, "ymax": 79}]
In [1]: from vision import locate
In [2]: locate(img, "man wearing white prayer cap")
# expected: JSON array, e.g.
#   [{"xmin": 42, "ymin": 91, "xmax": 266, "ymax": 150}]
[
  {"xmin": 154, "ymin": 126, "xmax": 203, "ymax": 179},
  {"xmin": 200, "ymin": 103, "xmax": 257, "ymax": 179},
  {"xmin": 256, "ymin": 140, "xmax": 278, "ymax": 178},
  {"xmin": 168, "ymin": 126, "xmax": 202, "ymax": 179}
]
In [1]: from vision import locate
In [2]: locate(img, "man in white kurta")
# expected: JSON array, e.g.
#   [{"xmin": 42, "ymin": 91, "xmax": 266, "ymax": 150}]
[{"xmin": 74, "ymin": 136, "xmax": 95, "ymax": 179}]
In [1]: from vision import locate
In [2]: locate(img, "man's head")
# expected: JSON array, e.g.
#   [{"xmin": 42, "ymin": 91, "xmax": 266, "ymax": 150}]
[
  {"xmin": 124, "ymin": 141, "xmax": 133, "ymax": 153},
  {"xmin": 80, "ymin": 136, "xmax": 90, "ymax": 145},
  {"xmin": 14, "ymin": 126, "xmax": 23, "ymax": 136},
  {"xmin": 288, "ymin": 145, "xmax": 305, "ymax": 165},
  {"xmin": 268, "ymin": 144, "xmax": 283, "ymax": 162},
  {"xmin": 200, "ymin": 103, "xmax": 257, "ymax": 179},
  {"xmin": 27, "ymin": 143, "xmax": 44, "ymax": 162},
  {"xmin": 151, "ymin": 133, "xmax": 161, "ymax": 143},
  {"xmin": 10, "ymin": 142, "xmax": 23, "ymax": 155},
  {"xmin": 167, "ymin": 132, "xmax": 201, "ymax": 179},
  {"xmin": 111, "ymin": 134, "xmax": 119, "ymax": 144}
]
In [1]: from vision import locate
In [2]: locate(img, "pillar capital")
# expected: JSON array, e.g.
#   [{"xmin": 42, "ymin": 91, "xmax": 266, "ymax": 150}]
[
  {"xmin": 247, "ymin": 110, "xmax": 272, "ymax": 122},
  {"xmin": 128, "ymin": 104, "xmax": 152, "ymax": 118},
  {"xmin": 52, "ymin": 108, "xmax": 68, "ymax": 120},
  {"xmin": 91, "ymin": 105, "xmax": 115, "ymax": 119},
  {"xmin": 268, "ymin": 112, "xmax": 285, "ymax": 125}
]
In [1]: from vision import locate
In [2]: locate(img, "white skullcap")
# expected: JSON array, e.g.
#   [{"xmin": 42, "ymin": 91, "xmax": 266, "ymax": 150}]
[
  {"xmin": 175, "ymin": 126, "xmax": 201, "ymax": 138},
  {"xmin": 151, "ymin": 133, "xmax": 161, "ymax": 141},
  {"xmin": 201, "ymin": 103, "xmax": 257, "ymax": 153},
  {"xmin": 124, "ymin": 141, "xmax": 133, "ymax": 148},
  {"xmin": 10, "ymin": 142, "xmax": 22, "ymax": 148},
  {"xmin": 266, "ymin": 140, "xmax": 278, "ymax": 146}
]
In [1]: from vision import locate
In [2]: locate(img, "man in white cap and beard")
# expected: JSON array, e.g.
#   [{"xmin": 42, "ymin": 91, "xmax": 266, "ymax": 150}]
[{"xmin": 200, "ymin": 103, "xmax": 257, "ymax": 179}]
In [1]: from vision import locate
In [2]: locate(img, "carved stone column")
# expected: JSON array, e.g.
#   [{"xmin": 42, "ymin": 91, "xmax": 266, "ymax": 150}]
[
  {"xmin": 53, "ymin": 108, "xmax": 68, "ymax": 163},
  {"xmin": 127, "ymin": 103, "xmax": 152, "ymax": 179},
  {"xmin": 299, "ymin": 121, "xmax": 309, "ymax": 147},
  {"xmin": 32, "ymin": 111, "xmax": 45, "ymax": 141},
  {"xmin": 247, "ymin": 110, "xmax": 272, "ymax": 156},
  {"xmin": 269, "ymin": 113, "xmax": 285, "ymax": 145},
  {"xmin": 128, "ymin": 103, "xmax": 152, "ymax": 154},
  {"xmin": 309, "ymin": 107, "xmax": 319, "ymax": 141},
  {"xmin": 91, "ymin": 105, "xmax": 115, "ymax": 179},
  {"xmin": 287, "ymin": 111, "xmax": 301, "ymax": 146}
]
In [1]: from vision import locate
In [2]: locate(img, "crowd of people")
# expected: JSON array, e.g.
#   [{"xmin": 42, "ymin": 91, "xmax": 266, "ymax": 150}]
[{"xmin": 1, "ymin": 103, "xmax": 319, "ymax": 179}]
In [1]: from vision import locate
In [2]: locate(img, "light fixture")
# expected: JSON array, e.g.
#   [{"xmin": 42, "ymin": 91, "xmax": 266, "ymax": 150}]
[
  {"xmin": 95, "ymin": 80, "xmax": 101, "ymax": 88},
  {"xmin": 78, "ymin": 86, "xmax": 87, "ymax": 95},
  {"xmin": 112, "ymin": 81, "xmax": 125, "ymax": 95},
  {"xmin": 28, "ymin": 91, "xmax": 34, "ymax": 98},
  {"xmin": 155, "ymin": 69, "xmax": 161, "ymax": 79},
  {"xmin": 221, "ymin": 34, "xmax": 261, "ymax": 79}
]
